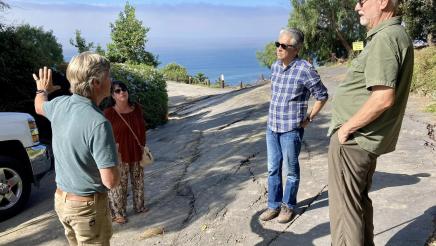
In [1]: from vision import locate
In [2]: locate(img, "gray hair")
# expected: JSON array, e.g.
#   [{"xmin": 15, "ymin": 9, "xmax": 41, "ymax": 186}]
[
  {"xmin": 390, "ymin": 0, "xmax": 400, "ymax": 14},
  {"xmin": 279, "ymin": 28, "xmax": 305, "ymax": 50},
  {"xmin": 67, "ymin": 51, "xmax": 110, "ymax": 98}
]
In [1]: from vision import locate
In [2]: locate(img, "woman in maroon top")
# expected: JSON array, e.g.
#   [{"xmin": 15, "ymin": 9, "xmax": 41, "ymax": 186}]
[{"xmin": 104, "ymin": 81, "xmax": 148, "ymax": 224}]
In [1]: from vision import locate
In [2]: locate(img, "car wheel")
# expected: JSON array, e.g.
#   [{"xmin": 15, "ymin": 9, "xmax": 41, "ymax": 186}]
[{"xmin": 0, "ymin": 156, "xmax": 31, "ymax": 222}]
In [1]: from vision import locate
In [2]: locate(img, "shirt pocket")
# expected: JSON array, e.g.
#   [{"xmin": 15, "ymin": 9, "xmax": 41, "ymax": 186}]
[{"xmin": 351, "ymin": 57, "xmax": 366, "ymax": 74}]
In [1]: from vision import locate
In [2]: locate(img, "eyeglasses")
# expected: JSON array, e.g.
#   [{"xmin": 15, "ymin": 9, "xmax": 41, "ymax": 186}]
[
  {"xmin": 275, "ymin": 41, "xmax": 295, "ymax": 50},
  {"xmin": 114, "ymin": 88, "xmax": 127, "ymax": 94},
  {"xmin": 357, "ymin": 0, "xmax": 368, "ymax": 6}
]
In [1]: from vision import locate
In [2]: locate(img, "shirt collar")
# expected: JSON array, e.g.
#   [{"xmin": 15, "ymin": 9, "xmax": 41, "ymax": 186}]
[
  {"xmin": 278, "ymin": 57, "xmax": 299, "ymax": 71},
  {"xmin": 366, "ymin": 16, "xmax": 402, "ymax": 40},
  {"xmin": 71, "ymin": 94, "xmax": 102, "ymax": 112}
]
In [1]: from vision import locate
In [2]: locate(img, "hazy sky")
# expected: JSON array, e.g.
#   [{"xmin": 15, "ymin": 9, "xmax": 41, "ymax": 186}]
[{"xmin": 3, "ymin": 0, "xmax": 291, "ymax": 58}]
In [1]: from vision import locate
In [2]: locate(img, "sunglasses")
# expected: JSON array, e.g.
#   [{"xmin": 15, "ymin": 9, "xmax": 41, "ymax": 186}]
[
  {"xmin": 275, "ymin": 41, "xmax": 295, "ymax": 50},
  {"xmin": 114, "ymin": 88, "xmax": 127, "ymax": 94},
  {"xmin": 358, "ymin": 0, "xmax": 368, "ymax": 6}
]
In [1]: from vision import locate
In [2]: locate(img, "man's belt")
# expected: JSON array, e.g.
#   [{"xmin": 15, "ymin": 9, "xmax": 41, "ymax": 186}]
[{"xmin": 56, "ymin": 187, "xmax": 101, "ymax": 202}]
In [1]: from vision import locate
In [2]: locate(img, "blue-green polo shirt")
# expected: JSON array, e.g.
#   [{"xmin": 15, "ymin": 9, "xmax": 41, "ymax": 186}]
[{"xmin": 43, "ymin": 94, "xmax": 118, "ymax": 195}]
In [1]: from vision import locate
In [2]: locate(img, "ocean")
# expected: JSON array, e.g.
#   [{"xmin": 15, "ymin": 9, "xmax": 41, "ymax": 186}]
[
  {"xmin": 153, "ymin": 47, "xmax": 271, "ymax": 86},
  {"xmin": 65, "ymin": 47, "xmax": 272, "ymax": 86}
]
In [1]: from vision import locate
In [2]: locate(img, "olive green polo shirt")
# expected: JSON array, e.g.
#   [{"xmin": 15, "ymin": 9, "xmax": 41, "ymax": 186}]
[{"xmin": 328, "ymin": 16, "xmax": 414, "ymax": 155}]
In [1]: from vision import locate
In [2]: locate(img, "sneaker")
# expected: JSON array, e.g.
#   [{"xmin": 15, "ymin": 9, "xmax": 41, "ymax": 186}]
[
  {"xmin": 277, "ymin": 206, "xmax": 294, "ymax": 223},
  {"xmin": 259, "ymin": 208, "xmax": 280, "ymax": 221}
]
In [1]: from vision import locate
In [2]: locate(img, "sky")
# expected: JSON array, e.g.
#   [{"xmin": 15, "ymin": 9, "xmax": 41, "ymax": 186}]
[{"xmin": 3, "ymin": 0, "xmax": 291, "ymax": 59}]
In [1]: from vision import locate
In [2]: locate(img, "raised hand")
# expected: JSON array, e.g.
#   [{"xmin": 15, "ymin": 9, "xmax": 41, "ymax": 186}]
[{"xmin": 32, "ymin": 66, "xmax": 61, "ymax": 94}]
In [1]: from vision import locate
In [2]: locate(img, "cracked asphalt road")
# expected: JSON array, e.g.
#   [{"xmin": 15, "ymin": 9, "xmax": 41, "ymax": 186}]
[{"xmin": 0, "ymin": 65, "xmax": 435, "ymax": 246}]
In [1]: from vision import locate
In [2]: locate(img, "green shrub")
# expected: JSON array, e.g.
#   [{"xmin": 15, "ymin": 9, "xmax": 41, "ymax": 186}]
[
  {"xmin": 160, "ymin": 63, "xmax": 189, "ymax": 82},
  {"xmin": 411, "ymin": 46, "xmax": 436, "ymax": 99},
  {"xmin": 0, "ymin": 24, "xmax": 64, "ymax": 111},
  {"xmin": 110, "ymin": 63, "xmax": 168, "ymax": 128},
  {"xmin": 425, "ymin": 102, "xmax": 436, "ymax": 113},
  {"xmin": 194, "ymin": 72, "xmax": 208, "ymax": 83}
]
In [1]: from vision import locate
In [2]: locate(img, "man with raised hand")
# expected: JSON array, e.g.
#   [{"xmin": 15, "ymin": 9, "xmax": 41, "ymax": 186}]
[{"xmin": 34, "ymin": 52, "xmax": 120, "ymax": 246}]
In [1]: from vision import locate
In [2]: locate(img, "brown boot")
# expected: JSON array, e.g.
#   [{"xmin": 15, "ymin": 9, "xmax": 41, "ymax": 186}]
[
  {"xmin": 277, "ymin": 206, "xmax": 294, "ymax": 223},
  {"xmin": 259, "ymin": 208, "xmax": 280, "ymax": 221}
]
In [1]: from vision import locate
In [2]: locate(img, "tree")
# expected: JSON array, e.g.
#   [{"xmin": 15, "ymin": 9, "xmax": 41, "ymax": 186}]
[
  {"xmin": 289, "ymin": 0, "xmax": 365, "ymax": 61},
  {"xmin": 0, "ymin": 0, "xmax": 9, "ymax": 28},
  {"xmin": 160, "ymin": 63, "xmax": 189, "ymax": 82},
  {"xmin": 15, "ymin": 25, "xmax": 63, "ymax": 69},
  {"xmin": 95, "ymin": 44, "xmax": 106, "ymax": 56},
  {"xmin": 106, "ymin": 2, "xmax": 158, "ymax": 66},
  {"xmin": 257, "ymin": 0, "xmax": 365, "ymax": 67},
  {"xmin": 400, "ymin": 0, "xmax": 435, "ymax": 46},
  {"xmin": 256, "ymin": 42, "xmax": 277, "ymax": 69},
  {"xmin": 0, "ymin": 1, "xmax": 8, "ymax": 11},
  {"xmin": 194, "ymin": 72, "xmax": 207, "ymax": 83},
  {"xmin": 69, "ymin": 29, "xmax": 94, "ymax": 53},
  {"xmin": 0, "ymin": 24, "xmax": 63, "ymax": 111}
]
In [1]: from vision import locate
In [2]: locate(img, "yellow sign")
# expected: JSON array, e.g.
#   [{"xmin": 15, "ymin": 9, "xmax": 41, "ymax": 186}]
[{"xmin": 353, "ymin": 41, "xmax": 364, "ymax": 51}]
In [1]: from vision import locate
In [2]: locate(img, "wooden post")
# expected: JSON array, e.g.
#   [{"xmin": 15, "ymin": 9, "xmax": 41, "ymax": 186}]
[{"xmin": 220, "ymin": 74, "xmax": 225, "ymax": 88}]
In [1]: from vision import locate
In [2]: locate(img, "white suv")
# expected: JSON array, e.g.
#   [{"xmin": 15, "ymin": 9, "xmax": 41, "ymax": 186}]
[{"xmin": 0, "ymin": 112, "xmax": 52, "ymax": 221}]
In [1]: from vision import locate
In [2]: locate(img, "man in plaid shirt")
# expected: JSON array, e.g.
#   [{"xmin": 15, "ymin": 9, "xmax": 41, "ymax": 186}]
[{"xmin": 260, "ymin": 28, "xmax": 328, "ymax": 223}]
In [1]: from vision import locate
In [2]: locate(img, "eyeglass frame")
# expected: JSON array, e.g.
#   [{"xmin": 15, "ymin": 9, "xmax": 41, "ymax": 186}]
[
  {"xmin": 274, "ymin": 41, "xmax": 296, "ymax": 50},
  {"xmin": 358, "ymin": 0, "xmax": 369, "ymax": 6},
  {"xmin": 113, "ymin": 88, "xmax": 128, "ymax": 94}
]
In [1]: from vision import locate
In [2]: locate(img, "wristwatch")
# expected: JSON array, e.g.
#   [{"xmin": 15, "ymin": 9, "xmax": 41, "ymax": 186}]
[{"xmin": 36, "ymin": 89, "xmax": 48, "ymax": 95}]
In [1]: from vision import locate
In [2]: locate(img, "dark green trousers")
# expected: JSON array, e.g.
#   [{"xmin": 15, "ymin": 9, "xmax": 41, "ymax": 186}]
[{"xmin": 328, "ymin": 131, "xmax": 378, "ymax": 246}]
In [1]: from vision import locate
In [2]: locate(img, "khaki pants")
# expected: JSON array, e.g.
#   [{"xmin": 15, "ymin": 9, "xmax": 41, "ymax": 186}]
[
  {"xmin": 54, "ymin": 191, "xmax": 113, "ymax": 246},
  {"xmin": 328, "ymin": 131, "xmax": 378, "ymax": 246}
]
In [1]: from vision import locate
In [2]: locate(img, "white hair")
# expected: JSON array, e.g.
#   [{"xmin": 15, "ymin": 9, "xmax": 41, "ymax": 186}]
[{"xmin": 279, "ymin": 28, "xmax": 305, "ymax": 50}]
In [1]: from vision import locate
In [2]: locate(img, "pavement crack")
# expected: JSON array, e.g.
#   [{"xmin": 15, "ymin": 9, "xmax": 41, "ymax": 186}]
[
  {"xmin": 298, "ymin": 185, "xmax": 328, "ymax": 215},
  {"xmin": 424, "ymin": 140, "xmax": 436, "ymax": 151},
  {"xmin": 169, "ymin": 86, "xmax": 261, "ymax": 118},
  {"xmin": 248, "ymin": 194, "xmax": 264, "ymax": 208},
  {"xmin": 266, "ymin": 185, "xmax": 328, "ymax": 245},
  {"xmin": 216, "ymin": 118, "xmax": 246, "ymax": 130},
  {"xmin": 423, "ymin": 124, "xmax": 436, "ymax": 151},
  {"xmin": 180, "ymin": 185, "xmax": 197, "ymax": 225},
  {"xmin": 195, "ymin": 152, "xmax": 260, "ymax": 202},
  {"xmin": 174, "ymin": 131, "xmax": 203, "ymax": 225},
  {"xmin": 169, "ymin": 95, "xmax": 215, "ymax": 117},
  {"xmin": 215, "ymin": 207, "xmax": 228, "ymax": 219},
  {"xmin": 427, "ymin": 123, "xmax": 435, "ymax": 141},
  {"xmin": 234, "ymin": 152, "xmax": 259, "ymax": 179}
]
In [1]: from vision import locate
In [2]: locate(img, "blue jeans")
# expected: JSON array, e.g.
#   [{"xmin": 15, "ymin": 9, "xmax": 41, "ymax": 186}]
[{"xmin": 266, "ymin": 127, "xmax": 304, "ymax": 210}]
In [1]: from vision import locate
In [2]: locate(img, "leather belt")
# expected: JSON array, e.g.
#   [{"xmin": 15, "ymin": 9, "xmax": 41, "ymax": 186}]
[{"xmin": 56, "ymin": 188, "xmax": 96, "ymax": 202}]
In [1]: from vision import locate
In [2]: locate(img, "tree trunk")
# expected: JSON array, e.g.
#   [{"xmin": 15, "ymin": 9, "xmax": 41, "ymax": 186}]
[
  {"xmin": 336, "ymin": 29, "xmax": 353, "ymax": 56},
  {"xmin": 328, "ymin": 5, "xmax": 353, "ymax": 57},
  {"xmin": 428, "ymin": 32, "xmax": 435, "ymax": 46}
]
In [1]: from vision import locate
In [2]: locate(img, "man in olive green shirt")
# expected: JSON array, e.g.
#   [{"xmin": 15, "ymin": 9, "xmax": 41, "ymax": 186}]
[{"xmin": 327, "ymin": 0, "xmax": 413, "ymax": 245}]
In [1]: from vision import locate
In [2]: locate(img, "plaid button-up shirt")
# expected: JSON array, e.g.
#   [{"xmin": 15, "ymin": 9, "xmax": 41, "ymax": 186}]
[{"xmin": 268, "ymin": 58, "xmax": 328, "ymax": 133}]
